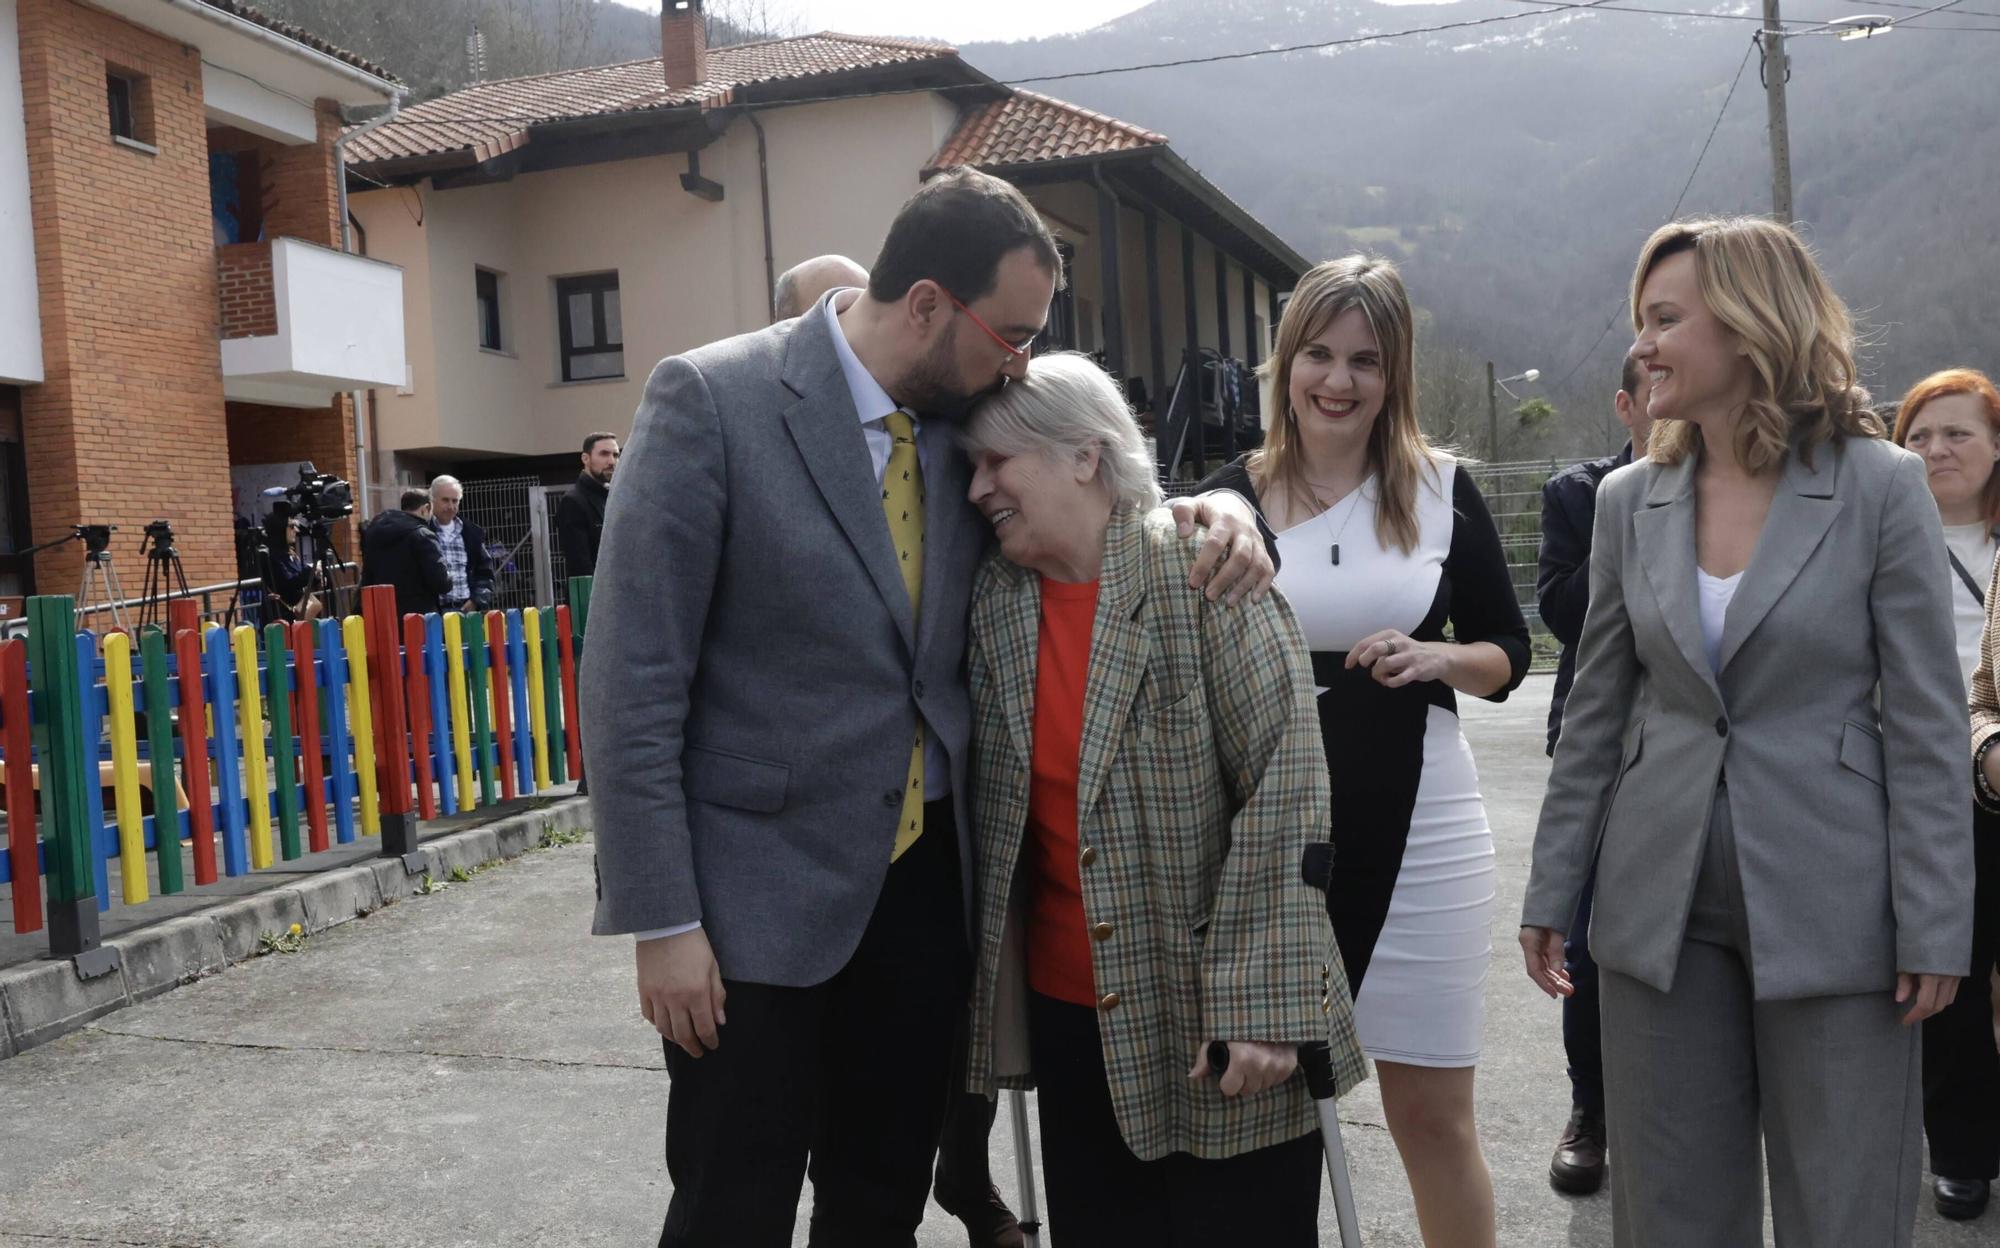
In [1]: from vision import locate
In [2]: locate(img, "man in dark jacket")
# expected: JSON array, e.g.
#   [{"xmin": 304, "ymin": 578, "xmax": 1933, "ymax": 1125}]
[
  {"xmin": 555, "ymin": 432, "xmax": 618, "ymax": 578},
  {"xmin": 1533, "ymin": 353, "xmax": 1652, "ymax": 1198},
  {"xmin": 428, "ymin": 475, "xmax": 494, "ymax": 611},
  {"xmin": 361, "ymin": 489, "xmax": 452, "ymax": 616}
]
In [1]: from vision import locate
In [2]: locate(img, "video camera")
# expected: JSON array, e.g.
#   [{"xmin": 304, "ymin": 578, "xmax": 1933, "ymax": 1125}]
[{"xmin": 265, "ymin": 461, "xmax": 354, "ymax": 532}]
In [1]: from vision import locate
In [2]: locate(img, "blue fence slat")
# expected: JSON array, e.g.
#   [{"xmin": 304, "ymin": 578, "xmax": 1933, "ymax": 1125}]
[
  {"xmin": 204, "ymin": 626, "xmax": 248, "ymax": 877},
  {"xmin": 425, "ymin": 615, "xmax": 456, "ymax": 816},
  {"xmin": 74, "ymin": 632, "xmax": 110, "ymax": 909},
  {"xmin": 506, "ymin": 611, "xmax": 532, "ymax": 796},
  {"xmin": 319, "ymin": 618, "xmax": 357, "ymax": 845}
]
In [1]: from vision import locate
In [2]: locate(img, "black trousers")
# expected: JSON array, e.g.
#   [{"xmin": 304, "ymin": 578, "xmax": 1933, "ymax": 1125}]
[
  {"xmin": 1563, "ymin": 867, "xmax": 1604, "ymax": 1114},
  {"xmin": 1027, "ymin": 991, "xmax": 1322, "ymax": 1247},
  {"xmin": 658, "ymin": 801, "xmax": 971, "ymax": 1248},
  {"xmin": 1922, "ymin": 808, "xmax": 2000, "ymax": 1182}
]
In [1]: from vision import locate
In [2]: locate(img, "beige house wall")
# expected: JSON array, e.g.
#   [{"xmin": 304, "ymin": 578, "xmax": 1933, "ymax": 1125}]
[
  {"xmin": 353, "ymin": 90, "xmax": 1289, "ymax": 463},
  {"xmin": 352, "ymin": 91, "xmax": 954, "ymax": 461}
]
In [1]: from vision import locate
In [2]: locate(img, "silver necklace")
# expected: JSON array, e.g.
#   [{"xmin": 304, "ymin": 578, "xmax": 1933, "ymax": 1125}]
[{"xmin": 1316, "ymin": 486, "xmax": 1369, "ymax": 566}]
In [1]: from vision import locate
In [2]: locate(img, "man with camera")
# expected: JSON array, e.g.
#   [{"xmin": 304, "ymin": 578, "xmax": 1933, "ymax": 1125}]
[
  {"xmin": 361, "ymin": 488, "xmax": 451, "ymax": 616},
  {"xmin": 428, "ymin": 475, "xmax": 494, "ymax": 612}
]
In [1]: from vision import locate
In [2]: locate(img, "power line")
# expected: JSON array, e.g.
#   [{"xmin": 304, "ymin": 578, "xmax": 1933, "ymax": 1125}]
[
  {"xmin": 1870, "ymin": 0, "xmax": 2000, "ymax": 15},
  {"xmin": 360, "ymin": 6, "xmax": 2000, "ymax": 139},
  {"xmin": 1549, "ymin": 35, "xmax": 1757, "ymax": 391}
]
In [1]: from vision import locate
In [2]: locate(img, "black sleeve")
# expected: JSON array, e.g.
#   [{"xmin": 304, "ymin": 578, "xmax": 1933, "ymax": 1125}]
[
  {"xmin": 1536, "ymin": 472, "xmax": 1593, "ymax": 648},
  {"xmin": 466, "ymin": 523, "xmax": 496, "ymax": 603},
  {"xmin": 268, "ymin": 553, "xmax": 311, "ymax": 599},
  {"xmin": 1193, "ymin": 457, "xmax": 1280, "ymax": 568},
  {"xmin": 556, "ymin": 496, "xmax": 596, "ymax": 576},
  {"xmin": 415, "ymin": 529, "xmax": 452, "ymax": 596},
  {"xmin": 1449, "ymin": 466, "xmax": 1532, "ymax": 701}
]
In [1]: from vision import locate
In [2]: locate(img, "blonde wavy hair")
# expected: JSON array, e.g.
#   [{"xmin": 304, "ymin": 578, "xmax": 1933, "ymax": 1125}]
[
  {"xmin": 1632, "ymin": 218, "xmax": 1878, "ymax": 470},
  {"xmin": 1249, "ymin": 255, "xmax": 1443, "ymax": 554}
]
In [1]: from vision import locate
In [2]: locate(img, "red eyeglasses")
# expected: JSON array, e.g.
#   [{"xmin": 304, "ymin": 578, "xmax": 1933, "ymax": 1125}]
[{"xmin": 938, "ymin": 285, "xmax": 1038, "ymax": 359}]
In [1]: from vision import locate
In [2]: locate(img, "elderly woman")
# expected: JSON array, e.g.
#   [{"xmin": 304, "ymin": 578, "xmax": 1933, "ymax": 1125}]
[
  {"xmin": 1906, "ymin": 368, "xmax": 2000, "ymax": 1222},
  {"xmin": 960, "ymin": 352, "xmax": 1365, "ymax": 1245}
]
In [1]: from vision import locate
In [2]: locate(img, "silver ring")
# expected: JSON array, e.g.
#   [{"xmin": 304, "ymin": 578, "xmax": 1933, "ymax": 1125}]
[{"xmin": 1383, "ymin": 638, "xmax": 1399, "ymax": 655}]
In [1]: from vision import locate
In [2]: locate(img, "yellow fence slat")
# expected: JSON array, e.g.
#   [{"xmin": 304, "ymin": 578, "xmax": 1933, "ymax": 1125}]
[
  {"xmin": 341, "ymin": 615, "xmax": 381, "ymax": 838},
  {"xmin": 103, "ymin": 632, "xmax": 148, "ymax": 904},
  {"xmin": 523, "ymin": 609, "xmax": 552, "ymax": 792},
  {"xmin": 232, "ymin": 626, "xmax": 274, "ymax": 870},
  {"xmin": 444, "ymin": 612, "xmax": 476, "ymax": 810}
]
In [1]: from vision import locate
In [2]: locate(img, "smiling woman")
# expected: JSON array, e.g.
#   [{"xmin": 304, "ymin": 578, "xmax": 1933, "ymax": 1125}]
[{"xmin": 1522, "ymin": 216, "xmax": 1972, "ymax": 1247}]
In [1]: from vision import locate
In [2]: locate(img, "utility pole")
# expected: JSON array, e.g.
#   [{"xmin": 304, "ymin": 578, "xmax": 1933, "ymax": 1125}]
[
  {"xmin": 1486, "ymin": 360, "xmax": 1499, "ymax": 460},
  {"xmin": 1762, "ymin": 0, "xmax": 1794, "ymax": 222}
]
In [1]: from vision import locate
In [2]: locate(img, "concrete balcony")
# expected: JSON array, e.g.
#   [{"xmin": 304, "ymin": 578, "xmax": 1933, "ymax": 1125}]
[{"xmin": 219, "ymin": 237, "xmax": 405, "ymax": 408}]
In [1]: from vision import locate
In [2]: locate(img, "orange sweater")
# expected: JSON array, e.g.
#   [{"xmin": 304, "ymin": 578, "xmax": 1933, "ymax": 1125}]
[{"xmin": 1025, "ymin": 577, "xmax": 1101, "ymax": 1007}]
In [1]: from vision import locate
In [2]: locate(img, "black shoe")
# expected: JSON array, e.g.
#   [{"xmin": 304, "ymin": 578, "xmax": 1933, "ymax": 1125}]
[
  {"xmin": 1549, "ymin": 1104, "xmax": 1607, "ymax": 1196},
  {"xmin": 1935, "ymin": 1176, "xmax": 1991, "ymax": 1220},
  {"xmin": 934, "ymin": 1179, "xmax": 1025, "ymax": 1248}
]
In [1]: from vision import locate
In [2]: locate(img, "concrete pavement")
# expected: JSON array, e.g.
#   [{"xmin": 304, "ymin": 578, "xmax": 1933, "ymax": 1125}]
[{"xmin": 0, "ymin": 676, "xmax": 1987, "ymax": 1246}]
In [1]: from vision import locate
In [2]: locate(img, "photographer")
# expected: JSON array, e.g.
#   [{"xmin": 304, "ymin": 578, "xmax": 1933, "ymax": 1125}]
[
  {"xmin": 428, "ymin": 475, "xmax": 494, "ymax": 612},
  {"xmin": 361, "ymin": 488, "xmax": 451, "ymax": 616}
]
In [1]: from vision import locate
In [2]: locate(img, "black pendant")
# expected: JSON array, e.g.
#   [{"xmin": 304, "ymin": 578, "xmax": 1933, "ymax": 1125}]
[{"xmin": 1331, "ymin": 543, "xmax": 1341, "ymax": 566}]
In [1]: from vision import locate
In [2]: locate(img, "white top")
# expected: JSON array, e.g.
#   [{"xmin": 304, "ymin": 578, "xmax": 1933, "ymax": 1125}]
[
  {"xmin": 1941, "ymin": 521, "xmax": 1994, "ymax": 689},
  {"xmin": 1697, "ymin": 568, "xmax": 1742, "ymax": 675},
  {"xmin": 1273, "ymin": 464, "xmax": 1454, "ymax": 651}
]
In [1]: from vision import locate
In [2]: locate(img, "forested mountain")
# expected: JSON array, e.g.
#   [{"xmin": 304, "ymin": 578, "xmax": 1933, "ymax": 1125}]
[
  {"xmin": 966, "ymin": 0, "xmax": 2000, "ymax": 457},
  {"xmin": 254, "ymin": 0, "xmax": 2000, "ymax": 459}
]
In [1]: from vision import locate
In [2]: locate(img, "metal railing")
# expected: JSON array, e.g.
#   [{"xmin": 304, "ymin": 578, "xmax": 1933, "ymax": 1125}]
[{"xmin": 2, "ymin": 564, "xmax": 360, "ymax": 640}]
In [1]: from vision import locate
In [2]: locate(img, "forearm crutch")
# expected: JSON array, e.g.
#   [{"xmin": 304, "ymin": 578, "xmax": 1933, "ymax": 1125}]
[
  {"xmin": 1208, "ymin": 1040, "xmax": 1362, "ymax": 1246},
  {"xmin": 1007, "ymin": 1088, "xmax": 1044, "ymax": 1245}
]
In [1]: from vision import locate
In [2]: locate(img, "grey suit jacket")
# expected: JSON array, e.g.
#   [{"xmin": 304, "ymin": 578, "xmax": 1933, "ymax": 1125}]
[
  {"xmin": 581, "ymin": 291, "xmax": 982, "ymax": 987},
  {"xmin": 1522, "ymin": 434, "xmax": 1973, "ymax": 999}
]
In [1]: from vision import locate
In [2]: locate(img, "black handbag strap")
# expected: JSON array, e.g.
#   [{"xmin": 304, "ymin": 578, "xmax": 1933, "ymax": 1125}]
[{"xmin": 1949, "ymin": 548, "xmax": 1987, "ymax": 608}]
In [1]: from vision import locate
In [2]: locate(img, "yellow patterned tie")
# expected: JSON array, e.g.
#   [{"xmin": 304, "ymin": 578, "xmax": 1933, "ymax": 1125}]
[{"xmin": 883, "ymin": 409, "xmax": 926, "ymax": 861}]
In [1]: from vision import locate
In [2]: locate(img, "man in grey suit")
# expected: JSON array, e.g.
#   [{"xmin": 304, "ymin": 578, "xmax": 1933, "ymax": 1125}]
[{"xmin": 584, "ymin": 168, "xmax": 1273, "ymax": 1248}]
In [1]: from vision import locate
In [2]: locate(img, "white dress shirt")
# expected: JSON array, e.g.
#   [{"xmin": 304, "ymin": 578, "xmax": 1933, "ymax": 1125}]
[{"xmin": 637, "ymin": 290, "xmax": 950, "ymax": 943}]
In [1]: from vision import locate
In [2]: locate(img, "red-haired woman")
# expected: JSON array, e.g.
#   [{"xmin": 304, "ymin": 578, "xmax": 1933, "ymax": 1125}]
[{"xmin": 1904, "ymin": 368, "xmax": 2000, "ymax": 1222}]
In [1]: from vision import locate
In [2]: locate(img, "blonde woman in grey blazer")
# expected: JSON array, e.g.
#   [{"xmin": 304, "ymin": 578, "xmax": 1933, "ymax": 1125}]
[{"xmin": 1520, "ymin": 217, "xmax": 1973, "ymax": 1248}]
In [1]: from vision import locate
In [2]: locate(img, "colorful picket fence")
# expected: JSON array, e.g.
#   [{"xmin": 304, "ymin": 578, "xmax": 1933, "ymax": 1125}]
[{"xmin": 0, "ymin": 583, "xmax": 591, "ymax": 959}]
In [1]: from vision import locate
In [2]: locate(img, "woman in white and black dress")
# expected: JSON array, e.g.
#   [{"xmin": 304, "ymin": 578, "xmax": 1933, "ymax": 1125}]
[{"xmin": 1199, "ymin": 255, "xmax": 1527, "ymax": 1248}]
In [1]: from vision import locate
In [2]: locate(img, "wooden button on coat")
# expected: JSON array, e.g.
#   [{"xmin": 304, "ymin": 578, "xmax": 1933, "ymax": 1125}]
[
  {"xmin": 1079, "ymin": 846, "xmax": 1098, "ymax": 867},
  {"xmin": 1097, "ymin": 991, "xmax": 1121, "ymax": 1011},
  {"xmin": 1090, "ymin": 921, "xmax": 1114, "ymax": 941}
]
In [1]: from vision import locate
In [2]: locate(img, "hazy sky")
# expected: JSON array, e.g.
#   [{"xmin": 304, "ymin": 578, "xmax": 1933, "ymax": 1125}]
[{"xmin": 613, "ymin": 1, "xmax": 1152, "ymax": 46}]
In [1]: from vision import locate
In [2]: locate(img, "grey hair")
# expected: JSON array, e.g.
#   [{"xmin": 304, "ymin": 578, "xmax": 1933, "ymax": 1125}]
[
  {"xmin": 962, "ymin": 352, "xmax": 1163, "ymax": 510},
  {"xmin": 429, "ymin": 474, "xmax": 463, "ymax": 498}
]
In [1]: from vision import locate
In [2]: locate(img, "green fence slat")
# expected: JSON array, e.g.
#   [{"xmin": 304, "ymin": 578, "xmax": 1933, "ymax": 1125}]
[
  {"xmin": 29, "ymin": 597, "xmax": 91, "ymax": 907},
  {"xmin": 139, "ymin": 627, "xmax": 183, "ymax": 895},
  {"xmin": 566, "ymin": 576, "xmax": 592, "ymax": 640},
  {"xmin": 540, "ymin": 609, "xmax": 566, "ymax": 786}
]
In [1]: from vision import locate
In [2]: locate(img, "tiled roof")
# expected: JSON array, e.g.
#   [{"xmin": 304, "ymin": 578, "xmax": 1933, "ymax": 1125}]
[
  {"xmin": 198, "ymin": 0, "xmax": 399, "ymax": 84},
  {"xmin": 929, "ymin": 89, "xmax": 1166, "ymax": 172},
  {"xmin": 348, "ymin": 32, "xmax": 957, "ymax": 166}
]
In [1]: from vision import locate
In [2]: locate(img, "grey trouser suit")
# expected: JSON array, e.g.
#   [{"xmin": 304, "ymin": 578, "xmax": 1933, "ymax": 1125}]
[{"xmin": 1524, "ymin": 437, "xmax": 1972, "ymax": 1248}]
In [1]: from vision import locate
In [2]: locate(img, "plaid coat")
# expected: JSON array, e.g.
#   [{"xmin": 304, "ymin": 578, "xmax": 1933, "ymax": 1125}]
[{"xmin": 964, "ymin": 505, "xmax": 1366, "ymax": 1162}]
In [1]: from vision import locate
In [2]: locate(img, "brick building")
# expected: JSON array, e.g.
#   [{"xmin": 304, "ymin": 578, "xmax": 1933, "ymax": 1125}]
[{"xmin": 0, "ymin": 0, "xmax": 403, "ymax": 611}]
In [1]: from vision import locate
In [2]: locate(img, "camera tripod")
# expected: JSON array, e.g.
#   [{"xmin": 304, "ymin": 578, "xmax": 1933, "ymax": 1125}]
[
  {"xmin": 21, "ymin": 524, "xmax": 128, "ymax": 631},
  {"xmin": 139, "ymin": 521, "xmax": 192, "ymax": 630},
  {"xmin": 297, "ymin": 521, "xmax": 354, "ymax": 619}
]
